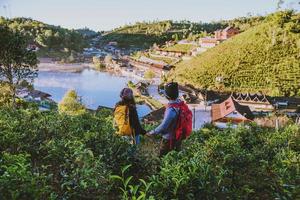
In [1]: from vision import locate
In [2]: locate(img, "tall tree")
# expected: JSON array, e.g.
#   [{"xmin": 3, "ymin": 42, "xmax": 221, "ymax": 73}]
[
  {"xmin": 58, "ymin": 90, "xmax": 86, "ymax": 115},
  {"xmin": 0, "ymin": 26, "xmax": 38, "ymax": 107}
]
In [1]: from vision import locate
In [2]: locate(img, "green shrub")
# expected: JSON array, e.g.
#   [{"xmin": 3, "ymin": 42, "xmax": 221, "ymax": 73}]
[
  {"xmin": 0, "ymin": 152, "xmax": 50, "ymax": 200},
  {"xmin": 148, "ymin": 124, "xmax": 300, "ymax": 199},
  {"xmin": 58, "ymin": 90, "xmax": 86, "ymax": 115}
]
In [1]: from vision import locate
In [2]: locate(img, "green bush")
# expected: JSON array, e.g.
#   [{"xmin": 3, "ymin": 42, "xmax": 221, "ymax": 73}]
[
  {"xmin": 0, "ymin": 108, "xmax": 157, "ymax": 199},
  {"xmin": 148, "ymin": 124, "xmax": 300, "ymax": 199},
  {"xmin": 58, "ymin": 90, "xmax": 86, "ymax": 115},
  {"xmin": 0, "ymin": 107, "xmax": 299, "ymax": 199}
]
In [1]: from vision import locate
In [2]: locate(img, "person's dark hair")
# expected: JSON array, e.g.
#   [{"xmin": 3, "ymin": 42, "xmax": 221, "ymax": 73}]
[
  {"xmin": 120, "ymin": 88, "xmax": 133, "ymax": 99},
  {"xmin": 118, "ymin": 88, "xmax": 136, "ymax": 106},
  {"xmin": 122, "ymin": 98, "xmax": 136, "ymax": 106},
  {"xmin": 164, "ymin": 82, "xmax": 179, "ymax": 100}
]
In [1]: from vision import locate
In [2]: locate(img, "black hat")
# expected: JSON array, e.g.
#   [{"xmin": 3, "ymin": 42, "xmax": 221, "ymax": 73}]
[{"xmin": 164, "ymin": 82, "xmax": 179, "ymax": 100}]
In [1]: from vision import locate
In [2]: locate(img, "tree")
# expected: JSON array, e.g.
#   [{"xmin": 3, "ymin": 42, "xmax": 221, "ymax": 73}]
[
  {"xmin": 92, "ymin": 56, "xmax": 106, "ymax": 70},
  {"xmin": 0, "ymin": 83, "xmax": 11, "ymax": 107},
  {"xmin": 0, "ymin": 26, "xmax": 38, "ymax": 107},
  {"xmin": 144, "ymin": 70, "xmax": 156, "ymax": 80},
  {"xmin": 58, "ymin": 90, "xmax": 86, "ymax": 115}
]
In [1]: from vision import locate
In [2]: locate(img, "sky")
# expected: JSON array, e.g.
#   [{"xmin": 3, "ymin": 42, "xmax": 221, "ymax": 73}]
[{"xmin": 0, "ymin": 0, "xmax": 299, "ymax": 31}]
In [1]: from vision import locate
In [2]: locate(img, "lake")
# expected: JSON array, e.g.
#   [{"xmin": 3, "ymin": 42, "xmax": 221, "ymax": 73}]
[{"xmin": 34, "ymin": 69, "xmax": 152, "ymax": 117}]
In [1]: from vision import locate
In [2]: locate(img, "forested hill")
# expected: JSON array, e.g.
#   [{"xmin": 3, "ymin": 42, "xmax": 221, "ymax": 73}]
[
  {"xmin": 101, "ymin": 20, "xmax": 225, "ymax": 48},
  {"xmin": 170, "ymin": 11, "xmax": 300, "ymax": 97},
  {"xmin": 0, "ymin": 17, "xmax": 88, "ymax": 55},
  {"xmin": 101, "ymin": 16, "xmax": 266, "ymax": 48}
]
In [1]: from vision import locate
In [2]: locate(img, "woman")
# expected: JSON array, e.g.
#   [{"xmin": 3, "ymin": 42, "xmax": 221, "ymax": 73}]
[{"xmin": 114, "ymin": 88, "xmax": 146, "ymax": 144}]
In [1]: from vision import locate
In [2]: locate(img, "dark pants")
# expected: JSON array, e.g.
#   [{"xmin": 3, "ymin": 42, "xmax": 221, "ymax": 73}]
[{"xmin": 159, "ymin": 138, "xmax": 182, "ymax": 157}]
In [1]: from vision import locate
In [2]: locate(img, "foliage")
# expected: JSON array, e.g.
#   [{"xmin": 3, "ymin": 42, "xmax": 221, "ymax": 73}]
[
  {"xmin": 0, "ymin": 17, "xmax": 88, "ymax": 58},
  {"xmin": 101, "ymin": 14, "xmax": 268, "ymax": 49},
  {"xmin": 110, "ymin": 165, "xmax": 154, "ymax": 200},
  {"xmin": 101, "ymin": 20, "xmax": 225, "ymax": 48},
  {"xmin": 58, "ymin": 90, "xmax": 86, "ymax": 115},
  {"xmin": 148, "ymin": 124, "xmax": 300, "ymax": 199},
  {"xmin": 0, "ymin": 108, "xmax": 157, "ymax": 199},
  {"xmin": 0, "ymin": 106, "xmax": 299, "ymax": 199},
  {"xmin": 0, "ymin": 26, "xmax": 38, "ymax": 107},
  {"xmin": 0, "ymin": 152, "xmax": 50, "ymax": 200},
  {"xmin": 0, "ymin": 83, "xmax": 11, "ymax": 107},
  {"xmin": 171, "ymin": 11, "xmax": 300, "ymax": 96},
  {"xmin": 144, "ymin": 70, "xmax": 156, "ymax": 80},
  {"xmin": 127, "ymin": 81, "xmax": 136, "ymax": 89},
  {"xmin": 92, "ymin": 56, "xmax": 106, "ymax": 70}
]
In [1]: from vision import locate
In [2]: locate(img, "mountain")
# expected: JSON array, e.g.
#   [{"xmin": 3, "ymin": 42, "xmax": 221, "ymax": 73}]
[
  {"xmin": 0, "ymin": 17, "xmax": 88, "ymax": 57},
  {"xmin": 170, "ymin": 11, "xmax": 300, "ymax": 97},
  {"xmin": 100, "ymin": 16, "xmax": 267, "ymax": 49},
  {"xmin": 101, "ymin": 20, "xmax": 226, "ymax": 48}
]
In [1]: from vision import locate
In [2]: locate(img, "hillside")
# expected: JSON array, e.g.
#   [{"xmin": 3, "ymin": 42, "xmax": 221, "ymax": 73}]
[
  {"xmin": 101, "ymin": 15, "xmax": 267, "ymax": 49},
  {"xmin": 0, "ymin": 17, "xmax": 88, "ymax": 58},
  {"xmin": 101, "ymin": 20, "xmax": 225, "ymax": 48},
  {"xmin": 170, "ymin": 11, "xmax": 300, "ymax": 97}
]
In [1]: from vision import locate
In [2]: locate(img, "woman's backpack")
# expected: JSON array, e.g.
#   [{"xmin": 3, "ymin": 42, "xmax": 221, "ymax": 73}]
[
  {"xmin": 169, "ymin": 101, "xmax": 193, "ymax": 141},
  {"xmin": 114, "ymin": 105, "xmax": 133, "ymax": 136}
]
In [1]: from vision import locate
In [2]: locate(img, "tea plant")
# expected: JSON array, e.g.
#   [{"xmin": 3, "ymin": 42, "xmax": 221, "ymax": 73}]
[{"xmin": 111, "ymin": 165, "xmax": 154, "ymax": 200}]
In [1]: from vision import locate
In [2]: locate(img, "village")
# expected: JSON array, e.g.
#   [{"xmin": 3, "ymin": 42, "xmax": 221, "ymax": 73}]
[
  {"xmin": 20, "ymin": 26, "xmax": 300, "ymax": 130},
  {"xmin": 92, "ymin": 26, "xmax": 300, "ymax": 129}
]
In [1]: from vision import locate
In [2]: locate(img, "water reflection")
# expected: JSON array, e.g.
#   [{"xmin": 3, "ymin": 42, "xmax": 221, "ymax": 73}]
[{"xmin": 34, "ymin": 69, "xmax": 151, "ymax": 117}]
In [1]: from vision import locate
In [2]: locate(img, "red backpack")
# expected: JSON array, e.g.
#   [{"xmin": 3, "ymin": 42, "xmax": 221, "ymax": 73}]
[{"xmin": 168, "ymin": 101, "xmax": 193, "ymax": 141}]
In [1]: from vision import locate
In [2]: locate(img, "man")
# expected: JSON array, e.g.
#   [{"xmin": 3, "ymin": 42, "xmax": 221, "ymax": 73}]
[{"xmin": 147, "ymin": 82, "xmax": 182, "ymax": 157}]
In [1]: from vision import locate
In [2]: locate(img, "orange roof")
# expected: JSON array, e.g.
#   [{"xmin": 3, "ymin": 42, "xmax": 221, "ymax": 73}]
[
  {"xmin": 200, "ymin": 38, "xmax": 219, "ymax": 44},
  {"xmin": 211, "ymin": 97, "xmax": 254, "ymax": 122}
]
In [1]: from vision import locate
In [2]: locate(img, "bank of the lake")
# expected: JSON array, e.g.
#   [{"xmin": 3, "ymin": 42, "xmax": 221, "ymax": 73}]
[{"xmin": 34, "ymin": 68, "xmax": 152, "ymax": 117}]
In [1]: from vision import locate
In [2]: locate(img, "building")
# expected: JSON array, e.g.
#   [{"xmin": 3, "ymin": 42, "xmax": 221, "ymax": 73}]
[
  {"xmin": 155, "ymin": 49, "xmax": 190, "ymax": 58},
  {"xmin": 108, "ymin": 41, "xmax": 118, "ymax": 46},
  {"xmin": 128, "ymin": 57, "xmax": 170, "ymax": 73},
  {"xmin": 231, "ymin": 93, "xmax": 274, "ymax": 112},
  {"xmin": 199, "ymin": 38, "xmax": 220, "ymax": 48},
  {"xmin": 197, "ymin": 90, "xmax": 222, "ymax": 105},
  {"xmin": 135, "ymin": 81, "xmax": 150, "ymax": 96},
  {"xmin": 211, "ymin": 96, "xmax": 254, "ymax": 128},
  {"xmin": 214, "ymin": 26, "xmax": 240, "ymax": 40}
]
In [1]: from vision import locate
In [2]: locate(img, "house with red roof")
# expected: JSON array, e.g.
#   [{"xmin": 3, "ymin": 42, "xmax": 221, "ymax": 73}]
[
  {"xmin": 215, "ymin": 26, "xmax": 240, "ymax": 40},
  {"xmin": 211, "ymin": 96, "xmax": 254, "ymax": 128},
  {"xmin": 200, "ymin": 26, "xmax": 239, "ymax": 48}
]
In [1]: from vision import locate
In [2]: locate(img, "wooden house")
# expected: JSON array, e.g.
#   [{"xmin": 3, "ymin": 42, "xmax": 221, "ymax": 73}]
[
  {"xmin": 211, "ymin": 96, "xmax": 254, "ymax": 128},
  {"xmin": 214, "ymin": 26, "xmax": 240, "ymax": 40},
  {"xmin": 231, "ymin": 93, "xmax": 274, "ymax": 112}
]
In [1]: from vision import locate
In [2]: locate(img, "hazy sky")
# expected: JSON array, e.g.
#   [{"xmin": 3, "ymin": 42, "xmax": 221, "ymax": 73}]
[{"xmin": 0, "ymin": 0, "xmax": 299, "ymax": 31}]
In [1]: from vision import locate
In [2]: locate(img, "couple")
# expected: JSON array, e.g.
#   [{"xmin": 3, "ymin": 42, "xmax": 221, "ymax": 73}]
[{"xmin": 114, "ymin": 82, "xmax": 192, "ymax": 157}]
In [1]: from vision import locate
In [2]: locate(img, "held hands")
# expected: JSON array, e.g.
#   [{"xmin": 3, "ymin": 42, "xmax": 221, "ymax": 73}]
[{"xmin": 145, "ymin": 132, "xmax": 153, "ymax": 137}]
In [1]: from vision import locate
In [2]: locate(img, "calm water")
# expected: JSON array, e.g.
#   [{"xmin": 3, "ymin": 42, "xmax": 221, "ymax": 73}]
[{"xmin": 34, "ymin": 69, "xmax": 151, "ymax": 117}]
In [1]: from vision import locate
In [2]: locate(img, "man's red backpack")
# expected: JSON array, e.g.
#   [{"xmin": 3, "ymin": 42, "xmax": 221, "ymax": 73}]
[{"xmin": 169, "ymin": 101, "xmax": 193, "ymax": 141}]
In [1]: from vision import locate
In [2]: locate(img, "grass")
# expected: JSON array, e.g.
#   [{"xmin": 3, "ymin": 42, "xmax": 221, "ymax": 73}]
[{"xmin": 148, "ymin": 54, "xmax": 177, "ymax": 64}]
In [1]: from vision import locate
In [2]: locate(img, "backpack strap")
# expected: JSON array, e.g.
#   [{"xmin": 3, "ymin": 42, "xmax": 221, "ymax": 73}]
[{"xmin": 167, "ymin": 103, "xmax": 182, "ymax": 149}]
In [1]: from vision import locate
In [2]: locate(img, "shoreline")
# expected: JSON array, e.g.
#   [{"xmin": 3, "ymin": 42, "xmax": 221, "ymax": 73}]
[{"xmin": 38, "ymin": 62, "xmax": 93, "ymax": 73}]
